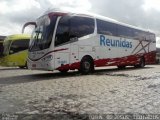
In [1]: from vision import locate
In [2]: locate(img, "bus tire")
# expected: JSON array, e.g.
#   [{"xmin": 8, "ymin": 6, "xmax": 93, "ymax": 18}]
[
  {"xmin": 80, "ymin": 56, "xmax": 94, "ymax": 74},
  {"xmin": 19, "ymin": 62, "xmax": 28, "ymax": 69},
  {"xmin": 19, "ymin": 66, "xmax": 25, "ymax": 69},
  {"xmin": 117, "ymin": 65, "xmax": 126, "ymax": 69},
  {"xmin": 59, "ymin": 69, "xmax": 69, "ymax": 74},
  {"xmin": 134, "ymin": 57, "xmax": 145, "ymax": 68},
  {"xmin": 25, "ymin": 62, "xmax": 28, "ymax": 69}
]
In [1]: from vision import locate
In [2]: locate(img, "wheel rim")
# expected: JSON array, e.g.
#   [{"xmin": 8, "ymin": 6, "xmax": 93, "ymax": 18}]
[
  {"xmin": 83, "ymin": 61, "xmax": 90, "ymax": 71},
  {"xmin": 141, "ymin": 60, "xmax": 145, "ymax": 67}
]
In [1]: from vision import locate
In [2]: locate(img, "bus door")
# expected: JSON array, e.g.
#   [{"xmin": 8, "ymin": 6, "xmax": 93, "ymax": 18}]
[
  {"xmin": 54, "ymin": 16, "xmax": 70, "ymax": 70},
  {"xmin": 70, "ymin": 37, "xmax": 79, "ymax": 65},
  {"xmin": 54, "ymin": 46, "xmax": 70, "ymax": 70}
]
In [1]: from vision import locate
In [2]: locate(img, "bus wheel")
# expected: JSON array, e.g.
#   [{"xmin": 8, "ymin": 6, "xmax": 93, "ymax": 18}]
[
  {"xmin": 117, "ymin": 65, "xmax": 126, "ymax": 69},
  {"xmin": 80, "ymin": 57, "xmax": 94, "ymax": 74},
  {"xmin": 25, "ymin": 62, "xmax": 28, "ymax": 69},
  {"xmin": 134, "ymin": 57, "xmax": 145, "ymax": 68},
  {"xmin": 19, "ymin": 62, "xmax": 28, "ymax": 69},
  {"xmin": 59, "ymin": 69, "xmax": 69, "ymax": 74},
  {"xmin": 19, "ymin": 66, "xmax": 25, "ymax": 69}
]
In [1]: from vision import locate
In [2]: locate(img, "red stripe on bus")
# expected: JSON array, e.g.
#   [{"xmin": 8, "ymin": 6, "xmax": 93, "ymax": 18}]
[
  {"xmin": 56, "ymin": 51, "xmax": 156, "ymax": 71},
  {"xmin": 28, "ymin": 48, "xmax": 69, "ymax": 61}
]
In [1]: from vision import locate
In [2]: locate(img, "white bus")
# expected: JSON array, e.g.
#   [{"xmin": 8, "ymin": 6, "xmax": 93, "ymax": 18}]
[{"xmin": 27, "ymin": 11, "xmax": 156, "ymax": 74}]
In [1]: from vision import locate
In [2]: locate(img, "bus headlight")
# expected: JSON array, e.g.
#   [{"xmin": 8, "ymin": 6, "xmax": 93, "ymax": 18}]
[{"xmin": 42, "ymin": 55, "xmax": 53, "ymax": 61}]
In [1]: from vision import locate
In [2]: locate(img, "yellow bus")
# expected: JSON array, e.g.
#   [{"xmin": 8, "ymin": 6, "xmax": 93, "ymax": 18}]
[{"xmin": 0, "ymin": 34, "xmax": 30, "ymax": 68}]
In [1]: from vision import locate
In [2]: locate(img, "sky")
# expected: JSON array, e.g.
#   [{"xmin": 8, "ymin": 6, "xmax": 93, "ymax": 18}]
[{"xmin": 1, "ymin": 0, "xmax": 160, "ymax": 46}]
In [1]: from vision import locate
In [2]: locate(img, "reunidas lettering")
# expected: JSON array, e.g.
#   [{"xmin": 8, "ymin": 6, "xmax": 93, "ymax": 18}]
[{"xmin": 100, "ymin": 35, "xmax": 132, "ymax": 48}]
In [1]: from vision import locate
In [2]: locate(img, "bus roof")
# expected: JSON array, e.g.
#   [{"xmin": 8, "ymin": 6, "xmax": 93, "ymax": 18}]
[
  {"xmin": 4, "ymin": 34, "xmax": 31, "ymax": 41},
  {"xmin": 44, "ymin": 10, "xmax": 154, "ymax": 34}
]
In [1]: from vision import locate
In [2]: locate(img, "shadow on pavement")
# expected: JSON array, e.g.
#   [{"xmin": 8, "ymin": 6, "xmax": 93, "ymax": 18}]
[
  {"xmin": 0, "ymin": 67, "xmax": 21, "ymax": 71},
  {"xmin": 94, "ymin": 66, "xmax": 153, "ymax": 75},
  {"xmin": 0, "ymin": 66, "xmax": 154, "ymax": 85}
]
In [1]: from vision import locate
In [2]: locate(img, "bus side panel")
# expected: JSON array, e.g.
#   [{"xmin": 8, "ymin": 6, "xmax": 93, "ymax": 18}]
[
  {"xmin": 78, "ymin": 36, "xmax": 97, "ymax": 64},
  {"xmin": 144, "ymin": 42, "xmax": 156, "ymax": 64},
  {"xmin": 0, "ymin": 50, "xmax": 27, "ymax": 67},
  {"xmin": 54, "ymin": 44, "xmax": 70, "ymax": 71},
  {"xmin": 93, "ymin": 34, "xmax": 156, "ymax": 67}
]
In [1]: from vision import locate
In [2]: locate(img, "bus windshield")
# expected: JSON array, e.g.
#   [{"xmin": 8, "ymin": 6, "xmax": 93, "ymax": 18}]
[
  {"xmin": 9, "ymin": 40, "xmax": 29, "ymax": 55},
  {"xmin": 29, "ymin": 15, "xmax": 57, "ymax": 52},
  {"xmin": 3, "ymin": 40, "xmax": 11, "ymax": 56},
  {"xmin": 3, "ymin": 40, "xmax": 29, "ymax": 56}
]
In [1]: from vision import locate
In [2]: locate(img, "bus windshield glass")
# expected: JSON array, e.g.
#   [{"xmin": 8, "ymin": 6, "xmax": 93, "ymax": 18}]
[
  {"xmin": 29, "ymin": 15, "xmax": 57, "ymax": 52},
  {"xmin": 3, "ymin": 40, "xmax": 11, "ymax": 56},
  {"xmin": 9, "ymin": 40, "xmax": 29, "ymax": 55}
]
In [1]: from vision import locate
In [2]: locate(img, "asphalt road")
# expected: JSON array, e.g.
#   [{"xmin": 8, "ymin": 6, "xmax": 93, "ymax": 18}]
[{"xmin": 0, "ymin": 65, "xmax": 160, "ymax": 119}]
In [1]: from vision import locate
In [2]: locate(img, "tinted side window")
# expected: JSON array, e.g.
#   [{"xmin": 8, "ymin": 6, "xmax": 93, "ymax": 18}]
[
  {"xmin": 70, "ymin": 16, "xmax": 94, "ymax": 38},
  {"xmin": 117, "ymin": 25, "xmax": 133, "ymax": 38},
  {"xmin": 10, "ymin": 40, "xmax": 29, "ymax": 54},
  {"xmin": 97, "ymin": 19, "xmax": 117, "ymax": 36},
  {"xmin": 144, "ymin": 32, "xmax": 155, "ymax": 41},
  {"xmin": 149, "ymin": 33, "xmax": 155, "ymax": 41},
  {"xmin": 55, "ymin": 16, "xmax": 70, "ymax": 46},
  {"xmin": 133, "ymin": 29, "xmax": 146, "ymax": 41}
]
